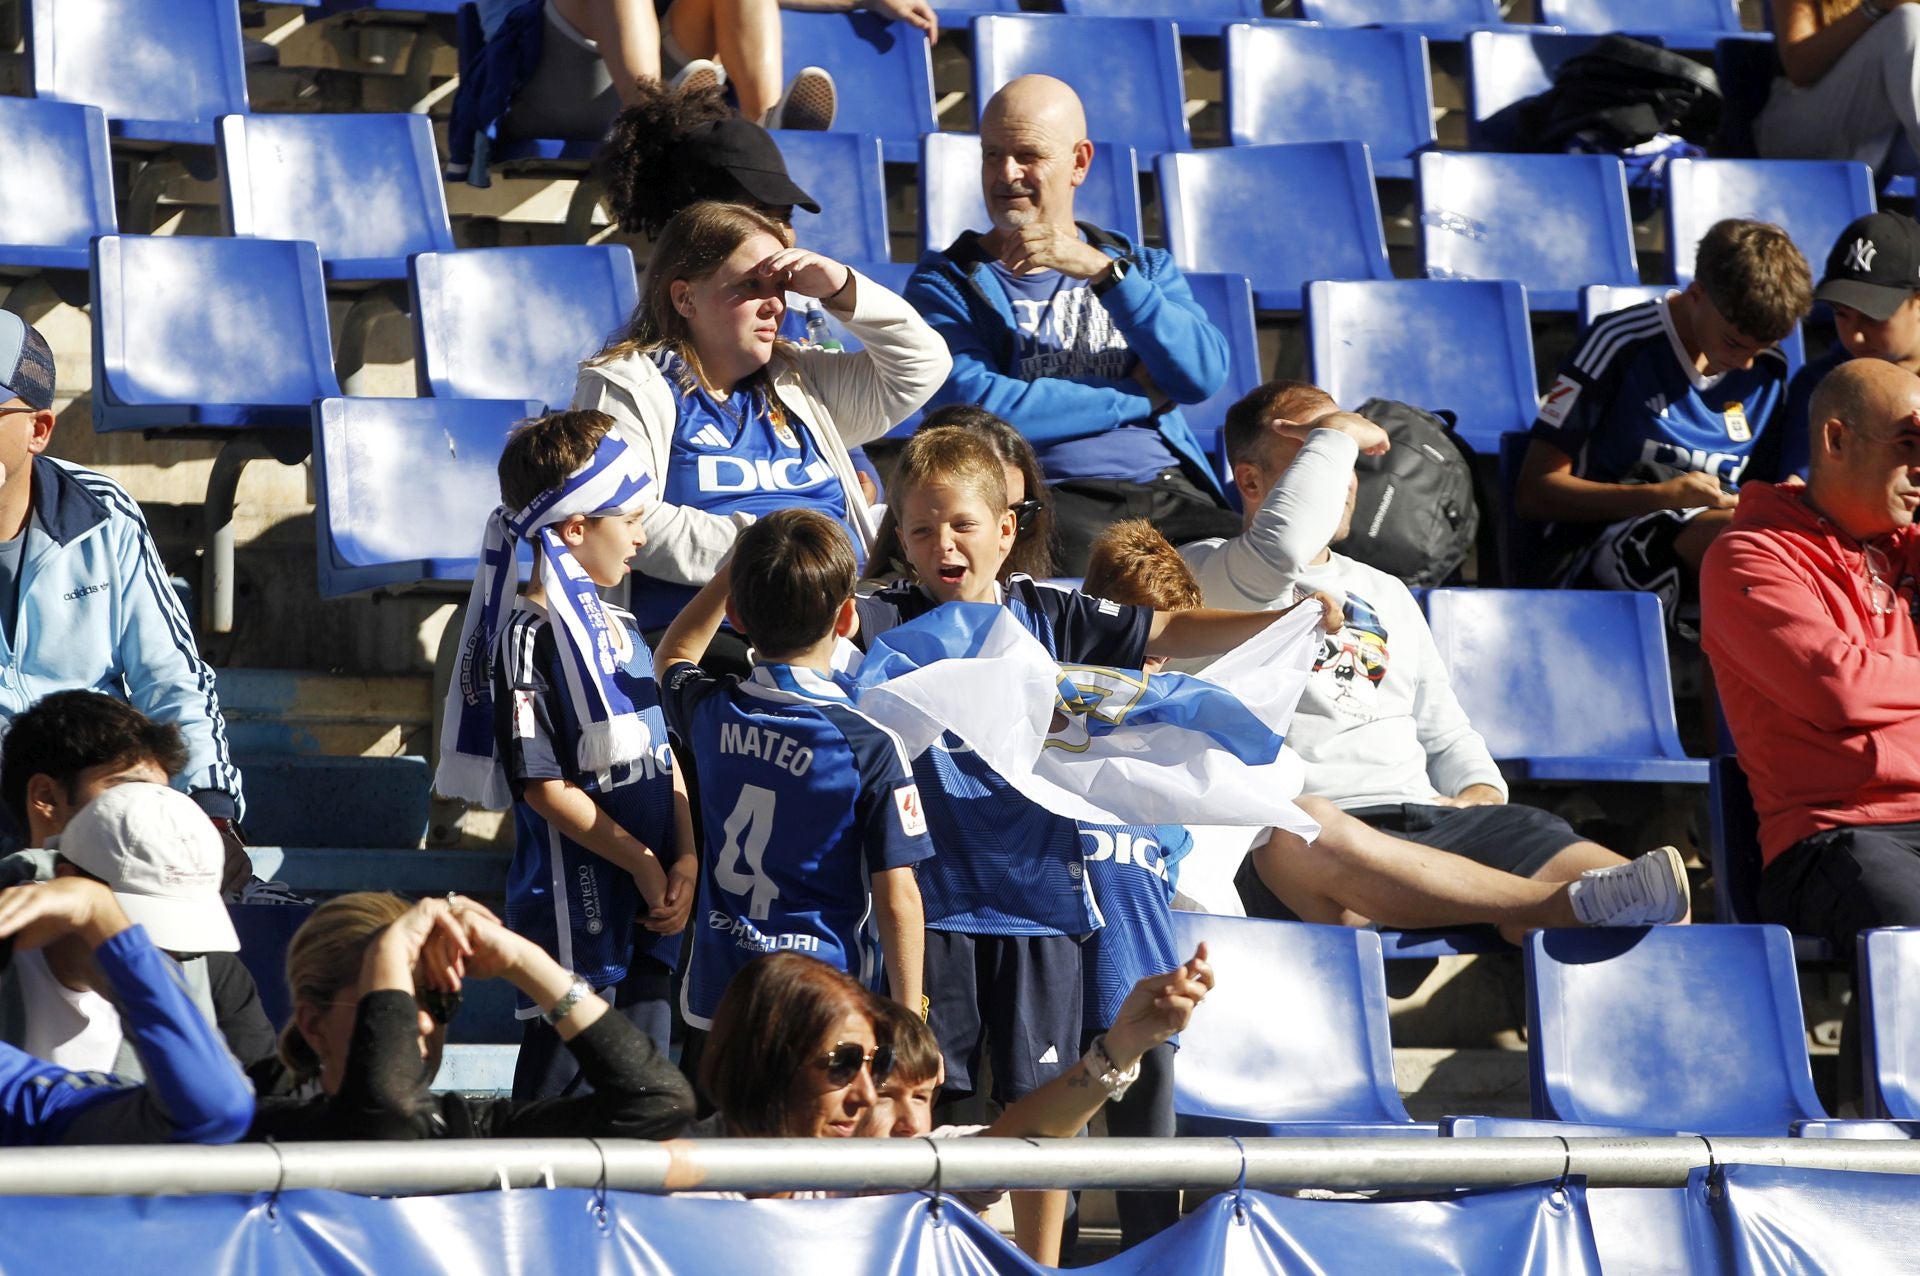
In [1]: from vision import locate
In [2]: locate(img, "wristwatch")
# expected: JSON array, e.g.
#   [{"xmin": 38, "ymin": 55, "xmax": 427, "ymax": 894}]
[
  {"xmin": 543, "ymin": 974, "xmax": 593, "ymax": 1025},
  {"xmin": 1091, "ymin": 257, "xmax": 1131, "ymax": 297},
  {"xmin": 1081, "ymin": 1033, "xmax": 1141, "ymax": 1100}
]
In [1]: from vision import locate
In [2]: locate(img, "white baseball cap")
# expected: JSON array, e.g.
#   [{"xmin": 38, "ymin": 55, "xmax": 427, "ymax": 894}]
[{"xmin": 48, "ymin": 782, "xmax": 240, "ymax": 953}]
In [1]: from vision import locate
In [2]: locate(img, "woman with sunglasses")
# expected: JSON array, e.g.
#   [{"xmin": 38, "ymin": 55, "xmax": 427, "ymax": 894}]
[
  {"xmin": 865, "ymin": 404, "xmax": 1058, "ymax": 587},
  {"xmin": 249, "ymin": 893, "xmax": 694, "ymax": 1141}
]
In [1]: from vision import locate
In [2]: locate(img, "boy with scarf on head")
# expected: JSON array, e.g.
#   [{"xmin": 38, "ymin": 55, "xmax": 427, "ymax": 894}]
[{"xmin": 436, "ymin": 410, "xmax": 697, "ymax": 1101}]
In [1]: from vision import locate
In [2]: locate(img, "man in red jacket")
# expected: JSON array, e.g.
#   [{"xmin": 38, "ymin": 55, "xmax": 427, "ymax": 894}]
[{"xmin": 1701, "ymin": 357, "xmax": 1920, "ymax": 949}]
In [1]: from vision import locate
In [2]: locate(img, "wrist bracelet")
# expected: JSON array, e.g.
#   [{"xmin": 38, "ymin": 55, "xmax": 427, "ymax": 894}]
[
  {"xmin": 1081, "ymin": 1033, "xmax": 1141, "ymax": 1101},
  {"xmin": 543, "ymin": 974, "xmax": 593, "ymax": 1026},
  {"xmin": 825, "ymin": 270, "xmax": 856, "ymax": 304}
]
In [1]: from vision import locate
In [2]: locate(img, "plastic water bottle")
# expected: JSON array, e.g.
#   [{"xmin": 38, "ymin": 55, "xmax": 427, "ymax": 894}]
[{"xmin": 804, "ymin": 303, "xmax": 843, "ymax": 352}]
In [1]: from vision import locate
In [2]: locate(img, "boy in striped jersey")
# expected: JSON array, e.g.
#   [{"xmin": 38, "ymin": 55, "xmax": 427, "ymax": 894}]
[
  {"xmin": 490, "ymin": 411, "xmax": 696, "ymax": 1099},
  {"xmin": 1515, "ymin": 219, "xmax": 1812, "ymax": 631}
]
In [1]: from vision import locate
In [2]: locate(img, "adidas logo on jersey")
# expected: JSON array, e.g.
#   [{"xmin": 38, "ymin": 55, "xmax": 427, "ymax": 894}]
[
  {"xmin": 1645, "ymin": 394, "xmax": 1669, "ymax": 418},
  {"xmin": 1037, "ymin": 1045, "xmax": 1058, "ymax": 1065},
  {"xmin": 696, "ymin": 455, "xmax": 833, "ymax": 495},
  {"xmin": 689, "ymin": 423, "xmax": 731, "ymax": 450}
]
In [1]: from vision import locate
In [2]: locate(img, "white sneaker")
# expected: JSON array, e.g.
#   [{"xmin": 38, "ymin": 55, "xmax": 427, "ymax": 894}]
[
  {"xmin": 670, "ymin": 58, "xmax": 727, "ymax": 98},
  {"xmin": 767, "ymin": 66, "xmax": 837, "ymax": 131},
  {"xmin": 1566, "ymin": 845, "xmax": 1690, "ymax": 927}
]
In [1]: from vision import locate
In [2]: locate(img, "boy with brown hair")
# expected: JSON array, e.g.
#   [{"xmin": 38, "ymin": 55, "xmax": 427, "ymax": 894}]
[
  {"xmin": 436, "ymin": 409, "xmax": 696, "ymax": 1101},
  {"xmin": 655, "ymin": 508, "xmax": 931, "ymax": 1031},
  {"xmin": 1515, "ymin": 218, "xmax": 1814, "ymax": 628}
]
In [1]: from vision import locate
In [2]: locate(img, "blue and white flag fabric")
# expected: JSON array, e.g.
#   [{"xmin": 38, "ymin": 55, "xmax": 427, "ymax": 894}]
[
  {"xmin": 846, "ymin": 601, "xmax": 1322, "ymax": 839},
  {"xmin": 436, "ymin": 430, "xmax": 656, "ymax": 809}
]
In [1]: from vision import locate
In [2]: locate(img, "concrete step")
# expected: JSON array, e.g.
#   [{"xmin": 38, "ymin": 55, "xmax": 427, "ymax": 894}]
[
  {"xmin": 1395, "ymin": 1047, "xmax": 1531, "ymax": 1121},
  {"xmin": 218, "ymin": 668, "xmax": 432, "ymax": 759}
]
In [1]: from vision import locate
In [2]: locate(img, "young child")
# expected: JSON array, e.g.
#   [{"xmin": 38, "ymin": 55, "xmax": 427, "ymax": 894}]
[
  {"xmin": 435, "ymin": 410, "xmax": 696, "ymax": 1100},
  {"xmin": 654, "ymin": 508, "xmax": 930, "ymax": 1029},
  {"xmin": 1515, "ymin": 218, "xmax": 1812, "ymax": 631},
  {"xmin": 854, "ymin": 424, "xmax": 1337, "ymax": 1263}
]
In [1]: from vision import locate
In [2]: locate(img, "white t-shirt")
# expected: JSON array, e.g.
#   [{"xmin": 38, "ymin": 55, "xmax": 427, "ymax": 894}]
[
  {"xmin": 15, "ymin": 948, "xmax": 122, "ymax": 1073},
  {"xmin": 1181, "ymin": 430, "xmax": 1506, "ymax": 811}
]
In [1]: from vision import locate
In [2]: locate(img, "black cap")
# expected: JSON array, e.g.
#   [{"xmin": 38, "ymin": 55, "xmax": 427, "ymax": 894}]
[
  {"xmin": 672, "ymin": 118, "xmax": 820, "ymax": 215},
  {"xmin": 1816, "ymin": 212, "xmax": 1920, "ymax": 322}
]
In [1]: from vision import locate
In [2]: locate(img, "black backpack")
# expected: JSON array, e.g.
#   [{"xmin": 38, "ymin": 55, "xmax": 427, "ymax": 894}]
[
  {"xmin": 1337, "ymin": 398, "xmax": 1479, "ymax": 588},
  {"xmin": 1487, "ymin": 35, "xmax": 1723, "ymax": 153}
]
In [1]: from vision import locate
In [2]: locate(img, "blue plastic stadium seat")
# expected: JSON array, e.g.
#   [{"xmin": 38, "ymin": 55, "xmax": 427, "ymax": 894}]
[
  {"xmin": 919, "ymin": 133, "xmax": 1142, "ymax": 255},
  {"xmin": 1425, "ymin": 589, "xmax": 1709, "ymax": 784},
  {"xmin": 1224, "ymin": 24, "xmax": 1434, "ymax": 180},
  {"xmin": 781, "ymin": 12, "xmax": 937, "ymax": 163},
  {"xmin": 1167, "ymin": 912, "xmax": 1437, "ymax": 1136},
  {"xmin": 316, "ymin": 0, "xmax": 463, "ymax": 14},
  {"xmin": 1417, "ymin": 153, "xmax": 1638, "ymax": 310},
  {"xmin": 1537, "ymin": 0, "xmax": 1746, "ymax": 50},
  {"xmin": 27, "ymin": 0, "xmax": 249, "ymax": 145},
  {"xmin": 772, "ymin": 131, "xmax": 890, "ymax": 265},
  {"xmin": 0, "ymin": 98, "xmax": 115, "ymax": 273},
  {"xmin": 1862, "ymin": 929, "xmax": 1920, "ymax": 1121},
  {"xmin": 1060, "ymin": 0, "xmax": 1263, "ymax": 35},
  {"xmin": 312, "ymin": 396, "xmax": 541, "ymax": 597},
  {"xmin": 1305, "ymin": 279, "xmax": 1535, "ymax": 456},
  {"xmin": 1178, "ymin": 273, "xmax": 1261, "ymax": 476},
  {"xmin": 411, "ymin": 245, "xmax": 639, "ymax": 409},
  {"xmin": 90, "ymin": 235, "xmax": 340, "ymax": 438},
  {"xmin": 1159, "ymin": 143, "xmax": 1392, "ymax": 311},
  {"xmin": 1464, "ymin": 32, "xmax": 1617, "ymax": 151},
  {"xmin": 972, "ymin": 15, "xmax": 1188, "ymax": 163},
  {"xmin": 1526, "ymin": 925, "xmax": 1828, "ymax": 1133},
  {"xmin": 1298, "ymin": 0, "xmax": 1508, "ymax": 42},
  {"xmin": 218, "ymin": 113, "xmax": 455, "ymax": 283},
  {"xmin": 1666, "ymin": 158, "xmax": 1877, "ymax": 286}
]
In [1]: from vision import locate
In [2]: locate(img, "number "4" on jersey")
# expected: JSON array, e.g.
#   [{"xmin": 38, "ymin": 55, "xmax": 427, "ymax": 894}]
[{"xmin": 715, "ymin": 784, "xmax": 780, "ymax": 920}]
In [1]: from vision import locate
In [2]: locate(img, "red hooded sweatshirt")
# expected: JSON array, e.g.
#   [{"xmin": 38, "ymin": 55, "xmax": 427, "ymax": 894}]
[{"xmin": 1701, "ymin": 479, "xmax": 1920, "ymax": 864}]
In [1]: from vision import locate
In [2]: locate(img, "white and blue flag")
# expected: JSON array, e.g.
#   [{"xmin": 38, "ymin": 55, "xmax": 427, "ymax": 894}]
[{"xmin": 844, "ymin": 600, "xmax": 1322, "ymax": 840}]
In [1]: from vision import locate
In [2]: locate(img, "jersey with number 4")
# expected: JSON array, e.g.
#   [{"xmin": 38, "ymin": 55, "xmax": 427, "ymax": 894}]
[{"xmin": 662, "ymin": 660, "xmax": 934, "ymax": 1028}]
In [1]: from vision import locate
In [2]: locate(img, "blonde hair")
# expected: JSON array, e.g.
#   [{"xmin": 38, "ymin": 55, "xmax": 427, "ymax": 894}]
[
  {"xmin": 278, "ymin": 892, "xmax": 411, "ymax": 1084},
  {"xmin": 887, "ymin": 425, "xmax": 1010, "ymax": 524},
  {"xmin": 591, "ymin": 200, "xmax": 794, "ymax": 396}
]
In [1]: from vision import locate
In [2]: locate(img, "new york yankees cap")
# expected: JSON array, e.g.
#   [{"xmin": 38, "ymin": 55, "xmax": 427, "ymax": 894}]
[
  {"xmin": 0, "ymin": 312, "xmax": 54, "ymax": 411},
  {"xmin": 1816, "ymin": 212, "xmax": 1920, "ymax": 323}
]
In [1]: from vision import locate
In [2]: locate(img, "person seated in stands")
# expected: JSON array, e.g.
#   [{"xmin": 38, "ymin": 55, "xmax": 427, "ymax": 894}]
[
  {"xmin": 1783, "ymin": 213, "xmax": 1920, "ymax": 474},
  {"xmin": 1759, "ymin": 0, "xmax": 1920, "ymax": 175},
  {"xmin": 865, "ymin": 404, "xmax": 1058, "ymax": 586},
  {"xmin": 250, "ymin": 892, "xmax": 695, "ymax": 1141},
  {"xmin": 685, "ymin": 947, "xmax": 1211, "ymax": 1242},
  {"xmin": 436, "ymin": 409, "xmax": 694, "ymax": 1101},
  {"xmin": 1701, "ymin": 358, "xmax": 1920, "ymax": 952},
  {"xmin": 0, "ymin": 874, "xmax": 252, "ymax": 1146},
  {"xmin": 572, "ymin": 200, "xmax": 949, "ymax": 671},
  {"xmin": 1514, "ymin": 220, "xmax": 1812, "ymax": 635},
  {"xmin": 0, "ymin": 314, "xmax": 247, "ymax": 877},
  {"xmin": 1180, "ymin": 380, "xmax": 1691, "ymax": 939},
  {"xmin": 653, "ymin": 509, "xmax": 930, "ymax": 1028},
  {"xmin": 905, "ymin": 75, "xmax": 1239, "ymax": 574},
  {"xmin": 0, "ymin": 746, "xmax": 281, "ymax": 1093}
]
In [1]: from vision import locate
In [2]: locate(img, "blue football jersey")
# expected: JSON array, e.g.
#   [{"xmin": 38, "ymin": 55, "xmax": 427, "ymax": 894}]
[
  {"xmin": 630, "ymin": 350, "xmax": 853, "ymax": 629},
  {"xmin": 662, "ymin": 660, "xmax": 934, "ymax": 1028},
  {"xmin": 1080, "ymin": 822, "xmax": 1188, "ymax": 1031},
  {"xmin": 854, "ymin": 576, "xmax": 1153, "ymax": 936},
  {"xmin": 1529, "ymin": 296, "xmax": 1789, "ymax": 561},
  {"xmin": 495, "ymin": 600, "xmax": 680, "ymax": 1016}
]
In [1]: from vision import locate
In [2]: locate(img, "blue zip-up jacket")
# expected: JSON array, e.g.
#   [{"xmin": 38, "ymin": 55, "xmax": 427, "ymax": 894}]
[
  {"xmin": 5, "ymin": 458, "xmax": 243, "ymax": 818},
  {"xmin": 905, "ymin": 223, "xmax": 1230, "ymax": 502},
  {"xmin": 0, "ymin": 924, "xmax": 254, "ymax": 1145}
]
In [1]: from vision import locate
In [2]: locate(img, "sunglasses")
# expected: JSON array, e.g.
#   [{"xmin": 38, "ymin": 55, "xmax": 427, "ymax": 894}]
[
  {"xmin": 1011, "ymin": 498, "xmax": 1045, "ymax": 533},
  {"xmin": 816, "ymin": 1042, "xmax": 894, "ymax": 1088}
]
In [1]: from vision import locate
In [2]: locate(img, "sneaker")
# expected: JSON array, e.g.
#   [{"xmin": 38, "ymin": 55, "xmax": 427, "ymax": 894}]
[
  {"xmin": 767, "ymin": 66, "xmax": 837, "ymax": 131},
  {"xmin": 1566, "ymin": 845, "xmax": 1690, "ymax": 927},
  {"xmin": 234, "ymin": 875, "xmax": 314, "ymax": 907},
  {"xmin": 670, "ymin": 57, "xmax": 727, "ymax": 99}
]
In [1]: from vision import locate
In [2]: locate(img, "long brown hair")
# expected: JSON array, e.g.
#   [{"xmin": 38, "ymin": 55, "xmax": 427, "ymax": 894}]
[
  {"xmin": 699, "ymin": 953, "xmax": 877, "ymax": 1137},
  {"xmin": 591, "ymin": 200, "xmax": 795, "ymax": 395}
]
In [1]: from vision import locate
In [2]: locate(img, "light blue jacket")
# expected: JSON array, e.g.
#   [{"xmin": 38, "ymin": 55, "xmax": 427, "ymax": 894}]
[{"xmin": 2, "ymin": 458, "xmax": 242, "ymax": 819}]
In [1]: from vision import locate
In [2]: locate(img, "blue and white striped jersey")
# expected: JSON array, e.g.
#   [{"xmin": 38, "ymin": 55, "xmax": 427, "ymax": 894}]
[{"xmin": 1080, "ymin": 822, "xmax": 1189, "ymax": 1031}]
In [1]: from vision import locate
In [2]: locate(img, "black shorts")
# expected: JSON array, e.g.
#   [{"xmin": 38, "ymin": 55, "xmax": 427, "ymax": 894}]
[
  {"xmin": 1234, "ymin": 801, "xmax": 1583, "ymax": 923},
  {"xmin": 1561, "ymin": 507, "xmax": 1705, "ymax": 631},
  {"xmin": 925, "ymin": 930, "xmax": 1083, "ymax": 1107},
  {"xmin": 1758, "ymin": 822, "xmax": 1920, "ymax": 953}
]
